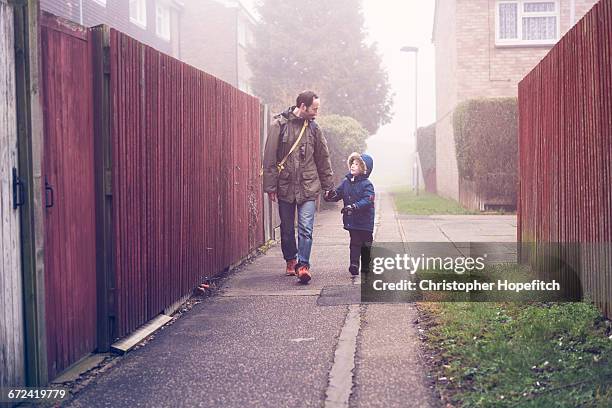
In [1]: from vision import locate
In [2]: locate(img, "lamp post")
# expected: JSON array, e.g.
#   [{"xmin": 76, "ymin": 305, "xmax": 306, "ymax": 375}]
[{"xmin": 400, "ymin": 46, "xmax": 419, "ymax": 195}]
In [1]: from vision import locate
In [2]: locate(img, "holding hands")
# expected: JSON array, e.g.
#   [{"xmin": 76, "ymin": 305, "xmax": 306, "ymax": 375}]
[{"xmin": 324, "ymin": 189, "xmax": 338, "ymax": 202}]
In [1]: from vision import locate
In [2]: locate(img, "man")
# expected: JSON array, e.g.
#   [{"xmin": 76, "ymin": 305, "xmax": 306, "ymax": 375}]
[{"xmin": 263, "ymin": 91, "xmax": 334, "ymax": 283}]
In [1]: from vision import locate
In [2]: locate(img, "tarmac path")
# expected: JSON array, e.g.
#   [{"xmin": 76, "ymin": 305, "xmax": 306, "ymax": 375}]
[{"xmin": 64, "ymin": 192, "xmax": 515, "ymax": 408}]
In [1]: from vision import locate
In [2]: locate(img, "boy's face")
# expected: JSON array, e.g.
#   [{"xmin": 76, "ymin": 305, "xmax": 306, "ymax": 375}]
[{"xmin": 350, "ymin": 161, "xmax": 361, "ymax": 176}]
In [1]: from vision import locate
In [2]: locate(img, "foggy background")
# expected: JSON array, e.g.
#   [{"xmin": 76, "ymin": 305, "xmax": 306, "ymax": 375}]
[
  {"xmin": 243, "ymin": 0, "xmax": 436, "ymax": 189},
  {"xmin": 362, "ymin": 0, "xmax": 436, "ymax": 188}
]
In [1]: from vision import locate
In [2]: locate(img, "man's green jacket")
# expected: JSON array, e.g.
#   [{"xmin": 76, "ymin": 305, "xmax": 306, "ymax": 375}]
[{"xmin": 263, "ymin": 107, "xmax": 334, "ymax": 204}]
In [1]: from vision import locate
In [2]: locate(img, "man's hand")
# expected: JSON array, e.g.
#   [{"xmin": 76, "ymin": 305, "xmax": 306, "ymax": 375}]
[{"xmin": 268, "ymin": 192, "xmax": 277, "ymax": 202}]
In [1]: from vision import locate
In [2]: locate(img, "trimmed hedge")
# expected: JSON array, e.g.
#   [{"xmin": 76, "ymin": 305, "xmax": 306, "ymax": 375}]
[
  {"xmin": 417, "ymin": 123, "xmax": 436, "ymax": 174},
  {"xmin": 453, "ymin": 97, "xmax": 518, "ymax": 201},
  {"xmin": 318, "ymin": 114, "xmax": 369, "ymax": 188}
]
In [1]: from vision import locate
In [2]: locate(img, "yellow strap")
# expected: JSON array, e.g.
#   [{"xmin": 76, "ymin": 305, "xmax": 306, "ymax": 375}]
[{"xmin": 276, "ymin": 120, "xmax": 308, "ymax": 173}]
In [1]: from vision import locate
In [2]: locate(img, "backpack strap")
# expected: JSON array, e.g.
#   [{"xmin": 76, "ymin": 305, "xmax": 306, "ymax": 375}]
[{"xmin": 276, "ymin": 120, "xmax": 308, "ymax": 173}]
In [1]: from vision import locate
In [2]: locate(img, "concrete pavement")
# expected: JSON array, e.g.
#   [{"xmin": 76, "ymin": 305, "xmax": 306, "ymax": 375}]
[
  {"xmin": 63, "ymin": 192, "xmax": 516, "ymax": 408},
  {"xmin": 398, "ymin": 214, "xmax": 516, "ymax": 242}
]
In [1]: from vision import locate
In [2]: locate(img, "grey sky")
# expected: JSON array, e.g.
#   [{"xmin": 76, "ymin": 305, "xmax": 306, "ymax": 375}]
[
  {"xmin": 363, "ymin": 0, "xmax": 436, "ymax": 130},
  {"xmin": 362, "ymin": 0, "xmax": 436, "ymax": 186}
]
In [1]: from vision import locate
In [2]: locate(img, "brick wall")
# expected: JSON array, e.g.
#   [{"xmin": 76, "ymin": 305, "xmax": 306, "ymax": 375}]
[
  {"xmin": 575, "ymin": 0, "xmax": 597, "ymax": 18},
  {"xmin": 40, "ymin": 0, "xmax": 179, "ymax": 57},
  {"xmin": 561, "ymin": 0, "xmax": 599, "ymax": 29},
  {"xmin": 456, "ymin": 0, "xmax": 597, "ymax": 102},
  {"xmin": 455, "ymin": 0, "xmax": 549, "ymax": 102},
  {"xmin": 434, "ymin": 0, "xmax": 598, "ymax": 201}
]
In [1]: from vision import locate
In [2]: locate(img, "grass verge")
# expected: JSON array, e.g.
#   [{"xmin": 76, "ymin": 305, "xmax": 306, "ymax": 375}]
[
  {"xmin": 419, "ymin": 299, "xmax": 612, "ymax": 407},
  {"xmin": 390, "ymin": 187, "xmax": 478, "ymax": 215}
]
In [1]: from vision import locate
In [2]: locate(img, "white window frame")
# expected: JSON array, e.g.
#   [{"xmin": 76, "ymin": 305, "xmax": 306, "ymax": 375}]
[
  {"xmin": 92, "ymin": 0, "xmax": 107, "ymax": 6},
  {"xmin": 155, "ymin": 3, "xmax": 171, "ymax": 41},
  {"xmin": 495, "ymin": 0, "xmax": 560, "ymax": 46},
  {"xmin": 129, "ymin": 0, "xmax": 147, "ymax": 29}
]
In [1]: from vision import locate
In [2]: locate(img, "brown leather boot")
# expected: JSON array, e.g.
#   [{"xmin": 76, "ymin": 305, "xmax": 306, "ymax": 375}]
[
  {"xmin": 286, "ymin": 258, "xmax": 298, "ymax": 276},
  {"xmin": 296, "ymin": 264, "xmax": 312, "ymax": 284}
]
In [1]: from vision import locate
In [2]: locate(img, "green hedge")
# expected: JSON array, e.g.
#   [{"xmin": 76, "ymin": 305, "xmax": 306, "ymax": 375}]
[
  {"xmin": 417, "ymin": 123, "xmax": 436, "ymax": 174},
  {"xmin": 453, "ymin": 97, "xmax": 518, "ymax": 201},
  {"xmin": 318, "ymin": 114, "xmax": 369, "ymax": 188}
]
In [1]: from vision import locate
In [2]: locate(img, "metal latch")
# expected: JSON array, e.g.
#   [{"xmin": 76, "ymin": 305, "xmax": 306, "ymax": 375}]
[{"xmin": 12, "ymin": 168, "xmax": 25, "ymax": 210}]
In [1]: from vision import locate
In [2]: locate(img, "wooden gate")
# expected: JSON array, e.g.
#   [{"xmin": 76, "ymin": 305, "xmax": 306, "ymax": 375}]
[
  {"xmin": 40, "ymin": 13, "xmax": 97, "ymax": 379},
  {"xmin": 0, "ymin": 0, "xmax": 26, "ymax": 389}
]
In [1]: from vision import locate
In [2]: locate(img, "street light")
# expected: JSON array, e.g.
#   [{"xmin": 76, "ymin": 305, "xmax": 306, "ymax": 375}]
[{"xmin": 400, "ymin": 46, "xmax": 419, "ymax": 195}]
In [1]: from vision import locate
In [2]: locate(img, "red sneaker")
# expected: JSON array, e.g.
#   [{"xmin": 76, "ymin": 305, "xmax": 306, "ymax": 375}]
[
  {"xmin": 286, "ymin": 259, "xmax": 298, "ymax": 276},
  {"xmin": 296, "ymin": 264, "xmax": 311, "ymax": 284}
]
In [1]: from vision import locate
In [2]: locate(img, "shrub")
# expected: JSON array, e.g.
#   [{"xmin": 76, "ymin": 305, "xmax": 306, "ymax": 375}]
[
  {"xmin": 318, "ymin": 114, "xmax": 369, "ymax": 188},
  {"xmin": 453, "ymin": 97, "xmax": 518, "ymax": 201},
  {"xmin": 417, "ymin": 123, "xmax": 436, "ymax": 173}
]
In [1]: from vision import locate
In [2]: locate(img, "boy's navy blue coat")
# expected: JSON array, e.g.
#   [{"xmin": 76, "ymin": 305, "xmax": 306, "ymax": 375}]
[{"xmin": 330, "ymin": 154, "xmax": 375, "ymax": 232}]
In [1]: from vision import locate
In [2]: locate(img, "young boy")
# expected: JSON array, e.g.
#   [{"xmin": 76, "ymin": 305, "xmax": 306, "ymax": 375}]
[{"xmin": 324, "ymin": 152, "xmax": 375, "ymax": 275}]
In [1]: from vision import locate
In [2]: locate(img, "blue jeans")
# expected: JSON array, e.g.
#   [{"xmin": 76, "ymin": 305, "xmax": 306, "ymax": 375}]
[{"xmin": 278, "ymin": 199, "xmax": 316, "ymax": 266}]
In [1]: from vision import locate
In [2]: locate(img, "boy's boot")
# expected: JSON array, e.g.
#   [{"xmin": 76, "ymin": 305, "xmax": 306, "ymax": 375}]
[
  {"xmin": 361, "ymin": 243, "xmax": 372, "ymax": 274},
  {"xmin": 349, "ymin": 263, "xmax": 359, "ymax": 276}
]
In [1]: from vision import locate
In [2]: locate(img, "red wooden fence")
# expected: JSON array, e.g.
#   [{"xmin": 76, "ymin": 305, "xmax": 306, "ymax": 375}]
[
  {"xmin": 39, "ymin": 13, "xmax": 264, "ymax": 378},
  {"xmin": 518, "ymin": 0, "xmax": 612, "ymax": 318},
  {"xmin": 107, "ymin": 30, "xmax": 263, "ymax": 339},
  {"xmin": 40, "ymin": 13, "xmax": 98, "ymax": 379}
]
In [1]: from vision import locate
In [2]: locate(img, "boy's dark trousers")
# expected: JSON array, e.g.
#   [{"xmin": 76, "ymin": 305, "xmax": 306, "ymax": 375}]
[{"xmin": 349, "ymin": 230, "xmax": 373, "ymax": 272}]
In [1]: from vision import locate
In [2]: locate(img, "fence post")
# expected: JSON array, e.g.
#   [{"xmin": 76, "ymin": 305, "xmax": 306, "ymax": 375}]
[
  {"xmin": 91, "ymin": 24, "xmax": 115, "ymax": 351},
  {"xmin": 13, "ymin": 0, "xmax": 48, "ymax": 386},
  {"xmin": 260, "ymin": 103, "xmax": 271, "ymax": 242},
  {"xmin": 1, "ymin": 0, "xmax": 26, "ymax": 389}
]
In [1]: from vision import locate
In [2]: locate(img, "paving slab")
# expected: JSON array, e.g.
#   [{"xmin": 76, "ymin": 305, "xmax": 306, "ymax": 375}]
[{"xmin": 399, "ymin": 214, "xmax": 517, "ymax": 243}]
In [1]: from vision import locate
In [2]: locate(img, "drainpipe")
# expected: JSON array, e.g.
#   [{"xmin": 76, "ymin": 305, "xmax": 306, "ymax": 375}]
[
  {"xmin": 570, "ymin": 0, "xmax": 576, "ymax": 26},
  {"xmin": 79, "ymin": 0, "xmax": 84, "ymax": 25}
]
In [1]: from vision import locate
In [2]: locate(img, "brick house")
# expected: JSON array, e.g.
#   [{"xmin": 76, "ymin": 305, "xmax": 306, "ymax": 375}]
[
  {"xmin": 40, "ymin": 0, "xmax": 183, "ymax": 57},
  {"xmin": 432, "ymin": 0, "xmax": 598, "ymax": 203},
  {"xmin": 179, "ymin": 0, "xmax": 256, "ymax": 93}
]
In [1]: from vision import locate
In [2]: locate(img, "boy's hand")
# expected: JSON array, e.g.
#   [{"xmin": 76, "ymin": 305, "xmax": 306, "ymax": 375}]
[
  {"xmin": 341, "ymin": 204, "xmax": 356, "ymax": 215},
  {"xmin": 267, "ymin": 192, "xmax": 277, "ymax": 202}
]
